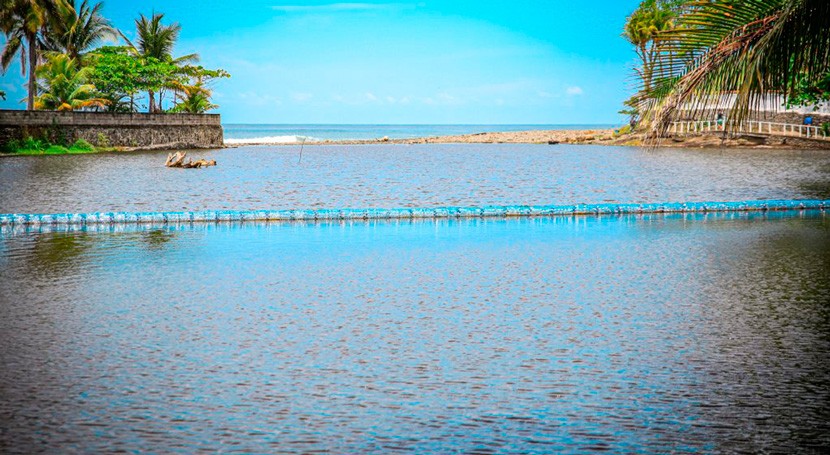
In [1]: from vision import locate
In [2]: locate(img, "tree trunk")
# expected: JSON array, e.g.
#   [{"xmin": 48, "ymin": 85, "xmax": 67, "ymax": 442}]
[
  {"xmin": 27, "ymin": 34, "xmax": 37, "ymax": 111},
  {"xmin": 148, "ymin": 89, "xmax": 155, "ymax": 113}
]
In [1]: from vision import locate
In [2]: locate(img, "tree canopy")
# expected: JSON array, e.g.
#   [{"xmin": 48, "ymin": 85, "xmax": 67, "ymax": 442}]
[{"xmin": 1, "ymin": 1, "xmax": 227, "ymax": 113}]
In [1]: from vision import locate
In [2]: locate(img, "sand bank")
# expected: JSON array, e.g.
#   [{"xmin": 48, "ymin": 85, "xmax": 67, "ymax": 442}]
[{"xmin": 225, "ymin": 128, "xmax": 830, "ymax": 149}]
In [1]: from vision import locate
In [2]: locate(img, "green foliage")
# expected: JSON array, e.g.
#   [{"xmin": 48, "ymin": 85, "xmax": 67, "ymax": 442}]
[
  {"xmin": 3, "ymin": 135, "xmax": 46, "ymax": 153},
  {"xmin": 638, "ymin": 0, "xmax": 830, "ymax": 135},
  {"xmin": 95, "ymin": 132, "xmax": 109, "ymax": 147},
  {"xmin": 125, "ymin": 12, "xmax": 199, "ymax": 112},
  {"xmin": 87, "ymin": 46, "xmax": 180, "ymax": 112},
  {"xmin": 3, "ymin": 4, "xmax": 227, "ymax": 115},
  {"xmin": 44, "ymin": 144, "xmax": 69, "ymax": 154},
  {"xmin": 616, "ymin": 124, "xmax": 633, "ymax": 136},
  {"xmin": 787, "ymin": 72, "xmax": 830, "ymax": 110},
  {"xmin": 623, "ymin": 0, "xmax": 681, "ymax": 92},
  {"xmin": 1, "ymin": 0, "xmax": 62, "ymax": 109},
  {"xmin": 822, "ymin": 123, "xmax": 830, "ymax": 136},
  {"xmin": 71, "ymin": 138, "xmax": 94, "ymax": 150},
  {"xmin": 3, "ymin": 135, "xmax": 100, "ymax": 154},
  {"xmin": 42, "ymin": 0, "xmax": 117, "ymax": 61},
  {"xmin": 169, "ymin": 66, "xmax": 230, "ymax": 113},
  {"xmin": 22, "ymin": 136, "xmax": 46, "ymax": 150},
  {"xmin": 35, "ymin": 52, "xmax": 108, "ymax": 111}
]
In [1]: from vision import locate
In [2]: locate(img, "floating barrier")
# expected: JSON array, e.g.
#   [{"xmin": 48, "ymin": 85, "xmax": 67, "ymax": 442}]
[{"xmin": 1, "ymin": 200, "xmax": 827, "ymax": 226}]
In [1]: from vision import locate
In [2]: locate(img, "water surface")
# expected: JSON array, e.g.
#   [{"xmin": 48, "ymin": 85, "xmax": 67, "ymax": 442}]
[
  {"xmin": 1, "ymin": 212, "xmax": 829, "ymax": 453},
  {"xmin": 1, "ymin": 144, "xmax": 829, "ymax": 214}
]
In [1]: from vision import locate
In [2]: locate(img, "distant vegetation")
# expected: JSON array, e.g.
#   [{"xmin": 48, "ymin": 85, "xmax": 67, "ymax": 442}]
[
  {"xmin": 1, "ymin": 136, "xmax": 113, "ymax": 155},
  {"xmin": 1, "ymin": 0, "xmax": 229, "ymax": 113},
  {"xmin": 622, "ymin": 0, "xmax": 830, "ymax": 134}
]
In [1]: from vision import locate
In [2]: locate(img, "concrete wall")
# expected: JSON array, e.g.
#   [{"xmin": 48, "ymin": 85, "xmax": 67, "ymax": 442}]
[{"xmin": 0, "ymin": 110, "xmax": 223, "ymax": 149}]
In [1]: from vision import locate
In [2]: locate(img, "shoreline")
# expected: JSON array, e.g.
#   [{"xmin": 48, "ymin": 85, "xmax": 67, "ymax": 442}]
[
  {"xmin": 224, "ymin": 128, "xmax": 830, "ymax": 150},
  {"xmin": 4, "ymin": 128, "xmax": 829, "ymax": 156}
]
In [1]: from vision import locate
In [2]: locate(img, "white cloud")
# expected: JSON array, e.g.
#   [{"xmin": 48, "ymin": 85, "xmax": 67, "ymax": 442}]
[
  {"xmin": 566, "ymin": 86, "xmax": 584, "ymax": 96},
  {"xmin": 365, "ymin": 92, "xmax": 378, "ymax": 101},
  {"xmin": 291, "ymin": 92, "xmax": 313, "ymax": 102},
  {"xmin": 238, "ymin": 91, "xmax": 283, "ymax": 106}
]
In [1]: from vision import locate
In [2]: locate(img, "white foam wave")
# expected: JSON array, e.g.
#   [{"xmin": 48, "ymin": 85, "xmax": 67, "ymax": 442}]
[{"xmin": 224, "ymin": 135, "xmax": 316, "ymax": 145}]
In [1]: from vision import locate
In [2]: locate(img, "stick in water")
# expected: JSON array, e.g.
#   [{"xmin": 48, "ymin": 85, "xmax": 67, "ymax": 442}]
[{"xmin": 298, "ymin": 137, "xmax": 306, "ymax": 164}]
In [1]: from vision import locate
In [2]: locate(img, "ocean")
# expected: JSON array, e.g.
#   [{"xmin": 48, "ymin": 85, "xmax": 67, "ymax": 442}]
[{"xmin": 222, "ymin": 124, "xmax": 617, "ymax": 143}]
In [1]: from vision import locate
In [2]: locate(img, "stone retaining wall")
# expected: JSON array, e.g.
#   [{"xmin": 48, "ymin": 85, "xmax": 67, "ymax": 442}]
[{"xmin": 0, "ymin": 110, "xmax": 223, "ymax": 149}]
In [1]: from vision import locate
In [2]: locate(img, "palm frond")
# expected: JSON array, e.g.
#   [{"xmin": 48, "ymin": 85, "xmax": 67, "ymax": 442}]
[{"xmin": 640, "ymin": 0, "xmax": 830, "ymax": 137}]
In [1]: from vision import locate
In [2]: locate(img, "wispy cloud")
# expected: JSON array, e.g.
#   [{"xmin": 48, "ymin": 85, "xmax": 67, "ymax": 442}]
[
  {"xmin": 292, "ymin": 92, "xmax": 314, "ymax": 102},
  {"xmin": 566, "ymin": 86, "xmax": 584, "ymax": 96},
  {"xmin": 272, "ymin": 3, "xmax": 422, "ymax": 13}
]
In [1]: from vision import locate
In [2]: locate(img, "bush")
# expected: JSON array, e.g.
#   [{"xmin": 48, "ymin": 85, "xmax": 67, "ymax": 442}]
[
  {"xmin": 71, "ymin": 139, "xmax": 95, "ymax": 151},
  {"xmin": 616, "ymin": 124, "xmax": 633, "ymax": 136},
  {"xmin": 96, "ymin": 132, "xmax": 110, "ymax": 148},
  {"xmin": 44, "ymin": 145, "xmax": 70, "ymax": 154},
  {"xmin": 822, "ymin": 122, "xmax": 830, "ymax": 136},
  {"xmin": 3, "ymin": 139, "xmax": 21, "ymax": 153},
  {"xmin": 21, "ymin": 136, "xmax": 46, "ymax": 151}
]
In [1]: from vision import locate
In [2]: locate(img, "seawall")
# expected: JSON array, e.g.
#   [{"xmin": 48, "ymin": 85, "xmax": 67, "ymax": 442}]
[{"xmin": 0, "ymin": 110, "xmax": 223, "ymax": 149}]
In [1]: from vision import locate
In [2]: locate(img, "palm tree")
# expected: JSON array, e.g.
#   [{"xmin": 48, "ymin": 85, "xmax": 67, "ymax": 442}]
[
  {"xmin": 623, "ymin": 0, "xmax": 680, "ymax": 92},
  {"xmin": 170, "ymin": 81, "xmax": 216, "ymax": 113},
  {"xmin": 0, "ymin": 0, "xmax": 63, "ymax": 110},
  {"xmin": 34, "ymin": 52, "xmax": 107, "ymax": 110},
  {"xmin": 124, "ymin": 12, "xmax": 198, "ymax": 112},
  {"xmin": 43, "ymin": 0, "xmax": 117, "ymax": 61},
  {"xmin": 641, "ymin": 0, "xmax": 830, "ymax": 137}
]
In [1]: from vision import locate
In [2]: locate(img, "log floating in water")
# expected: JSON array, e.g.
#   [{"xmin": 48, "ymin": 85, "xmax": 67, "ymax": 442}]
[{"xmin": 165, "ymin": 151, "xmax": 216, "ymax": 168}]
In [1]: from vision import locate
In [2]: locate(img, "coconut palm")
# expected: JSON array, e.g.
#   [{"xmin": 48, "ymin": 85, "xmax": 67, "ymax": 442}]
[
  {"xmin": 641, "ymin": 0, "xmax": 830, "ymax": 137},
  {"xmin": 0, "ymin": 0, "xmax": 63, "ymax": 110},
  {"xmin": 623, "ymin": 0, "xmax": 680, "ymax": 92},
  {"xmin": 123, "ymin": 12, "xmax": 198, "ymax": 112},
  {"xmin": 43, "ymin": 0, "xmax": 117, "ymax": 61},
  {"xmin": 34, "ymin": 52, "xmax": 107, "ymax": 110},
  {"xmin": 170, "ymin": 81, "xmax": 216, "ymax": 113}
]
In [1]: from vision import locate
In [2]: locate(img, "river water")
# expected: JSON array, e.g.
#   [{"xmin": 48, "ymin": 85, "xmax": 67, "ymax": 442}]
[
  {"xmin": 1, "ymin": 144, "xmax": 829, "ymax": 453},
  {"xmin": 1, "ymin": 144, "xmax": 829, "ymax": 214}
]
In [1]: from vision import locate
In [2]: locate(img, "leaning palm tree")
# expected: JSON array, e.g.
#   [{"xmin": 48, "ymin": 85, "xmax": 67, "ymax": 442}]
[
  {"xmin": 43, "ymin": 0, "xmax": 117, "ymax": 61},
  {"xmin": 123, "ymin": 12, "xmax": 198, "ymax": 112},
  {"xmin": 34, "ymin": 52, "xmax": 107, "ymax": 110},
  {"xmin": 0, "ymin": 0, "xmax": 64, "ymax": 110},
  {"xmin": 640, "ymin": 0, "xmax": 830, "ymax": 138}
]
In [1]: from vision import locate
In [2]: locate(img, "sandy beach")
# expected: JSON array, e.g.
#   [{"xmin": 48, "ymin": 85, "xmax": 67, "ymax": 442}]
[{"xmin": 225, "ymin": 127, "xmax": 830, "ymax": 149}]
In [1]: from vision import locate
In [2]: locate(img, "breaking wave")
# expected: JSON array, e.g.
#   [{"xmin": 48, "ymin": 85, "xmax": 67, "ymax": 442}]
[{"xmin": 224, "ymin": 135, "xmax": 316, "ymax": 145}]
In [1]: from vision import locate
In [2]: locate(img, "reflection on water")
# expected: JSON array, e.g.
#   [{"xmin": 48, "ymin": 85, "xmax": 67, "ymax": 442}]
[
  {"xmin": 1, "ymin": 212, "xmax": 829, "ymax": 453},
  {"xmin": 2, "ymin": 144, "xmax": 830, "ymax": 214}
]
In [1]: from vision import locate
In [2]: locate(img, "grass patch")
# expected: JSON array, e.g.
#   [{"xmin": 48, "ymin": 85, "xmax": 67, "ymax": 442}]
[
  {"xmin": 614, "ymin": 124, "xmax": 633, "ymax": 137},
  {"xmin": 2, "ymin": 136, "xmax": 113, "ymax": 155}
]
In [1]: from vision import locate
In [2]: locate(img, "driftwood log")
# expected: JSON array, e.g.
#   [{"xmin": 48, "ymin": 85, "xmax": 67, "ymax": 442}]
[{"xmin": 165, "ymin": 151, "xmax": 217, "ymax": 169}]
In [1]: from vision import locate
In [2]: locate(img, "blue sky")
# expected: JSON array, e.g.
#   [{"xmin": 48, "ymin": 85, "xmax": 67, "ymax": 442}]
[{"xmin": 1, "ymin": 1, "xmax": 640, "ymax": 124}]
